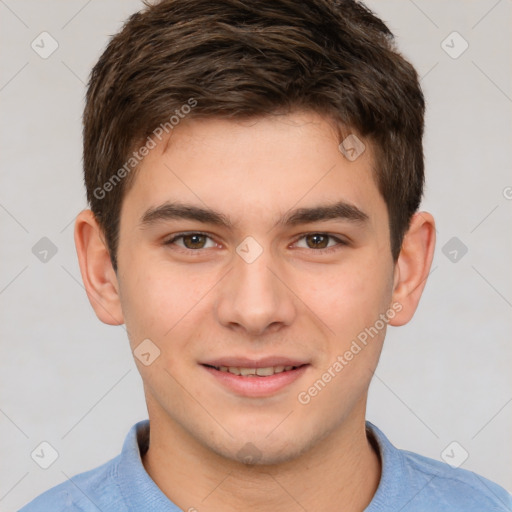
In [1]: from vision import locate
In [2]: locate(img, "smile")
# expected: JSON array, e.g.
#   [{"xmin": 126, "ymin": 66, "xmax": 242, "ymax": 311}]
[
  {"xmin": 204, "ymin": 364, "xmax": 301, "ymax": 376},
  {"xmin": 201, "ymin": 363, "xmax": 310, "ymax": 397}
]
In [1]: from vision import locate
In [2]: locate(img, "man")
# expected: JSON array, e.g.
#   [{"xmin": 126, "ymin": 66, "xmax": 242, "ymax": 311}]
[{"xmin": 20, "ymin": 0, "xmax": 512, "ymax": 510}]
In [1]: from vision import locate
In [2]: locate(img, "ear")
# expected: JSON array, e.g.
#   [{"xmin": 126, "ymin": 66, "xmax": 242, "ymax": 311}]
[
  {"xmin": 389, "ymin": 211, "xmax": 436, "ymax": 326},
  {"xmin": 74, "ymin": 209, "xmax": 124, "ymax": 325}
]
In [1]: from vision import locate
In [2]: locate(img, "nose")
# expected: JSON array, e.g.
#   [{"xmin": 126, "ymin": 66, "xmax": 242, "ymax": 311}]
[{"xmin": 215, "ymin": 243, "xmax": 296, "ymax": 337}]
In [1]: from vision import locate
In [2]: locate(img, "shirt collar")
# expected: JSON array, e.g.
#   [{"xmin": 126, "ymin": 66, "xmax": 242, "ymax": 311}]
[
  {"xmin": 117, "ymin": 419, "xmax": 180, "ymax": 510},
  {"xmin": 364, "ymin": 421, "xmax": 407, "ymax": 510}
]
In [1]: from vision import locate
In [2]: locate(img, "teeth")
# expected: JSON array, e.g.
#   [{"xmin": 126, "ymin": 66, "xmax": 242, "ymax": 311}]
[
  {"xmin": 215, "ymin": 365, "xmax": 298, "ymax": 376},
  {"xmin": 256, "ymin": 367, "xmax": 274, "ymax": 376}
]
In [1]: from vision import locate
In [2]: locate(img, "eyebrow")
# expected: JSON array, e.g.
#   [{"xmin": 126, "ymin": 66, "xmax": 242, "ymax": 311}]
[{"xmin": 140, "ymin": 200, "xmax": 369, "ymax": 230}]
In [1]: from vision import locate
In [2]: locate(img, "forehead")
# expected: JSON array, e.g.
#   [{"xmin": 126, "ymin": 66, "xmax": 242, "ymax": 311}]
[{"xmin": 120, "ymin": 111, "xmax": 387, "ymax": 231}]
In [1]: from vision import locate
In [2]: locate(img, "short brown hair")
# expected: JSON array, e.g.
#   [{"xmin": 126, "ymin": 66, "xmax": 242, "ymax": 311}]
[{"xmin": 83, "ymin": 0, "xmax": 425, "ymax": 271}]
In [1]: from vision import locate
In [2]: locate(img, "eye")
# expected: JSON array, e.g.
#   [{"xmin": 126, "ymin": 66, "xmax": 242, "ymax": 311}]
[
  {"xmin": 164, "ymin": 232, "xmax": 217, "ymax": 251},
  {"xmin": 293, "ymin": 233, "xmax": 347, "ymax": 253}
]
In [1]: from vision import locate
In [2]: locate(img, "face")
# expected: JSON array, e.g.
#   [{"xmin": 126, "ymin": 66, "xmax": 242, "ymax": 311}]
[{"xmin": 115, "ymin": 111, "xmax": 396, "ymax": 464}]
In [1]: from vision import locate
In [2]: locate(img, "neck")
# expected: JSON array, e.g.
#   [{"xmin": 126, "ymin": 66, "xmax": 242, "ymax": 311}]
[{"xmin": 141, "ymin": 402, "xmax": 381, "ymax": 511}]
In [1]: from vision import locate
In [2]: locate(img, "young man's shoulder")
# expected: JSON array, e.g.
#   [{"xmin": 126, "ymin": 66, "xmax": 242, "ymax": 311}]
[
  {"xmin": 18, "ymin": 420, "xmax": 178, "ymax": 511},
  {"xmin": 18, "ymin": 454, "xmax": 123, "ymax": 512},
  {"xmin": 403, "ymin": 449, "xmax": 511, "ymax": 510},
  {"xmin": 367, "ymin": 422, "xmax": 512, "ymax": 511},
  {"xmin": 18, "ymin": 420, "xmax": 174, "ymax": 511}
]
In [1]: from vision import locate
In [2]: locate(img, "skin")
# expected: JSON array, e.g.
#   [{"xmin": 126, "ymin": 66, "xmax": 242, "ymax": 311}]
[{"xmin": 75, "ymin": 110, "xmax": 435, "ymax": 511}]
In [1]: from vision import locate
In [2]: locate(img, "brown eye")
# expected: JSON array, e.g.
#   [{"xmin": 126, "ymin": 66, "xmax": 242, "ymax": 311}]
[
  {"xmin": 305, "ymin": 233, "xmax": 330, "ymax": 249},
  {"xmin": 165, "ymin": 232, "xmax": 216, "ymax": 251},
  {"xmin": 294, "ymin": 233, "xmax": 347, "ymax": 254},
  {"xmin": 180, "ymin": 234, "xmax": 207, "ymax": 249}
]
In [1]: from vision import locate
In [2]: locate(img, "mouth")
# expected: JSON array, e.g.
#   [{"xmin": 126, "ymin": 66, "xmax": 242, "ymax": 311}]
[
  {"xmin": 200, "ymin": 358, "xmax": 310, "ymax": 397},
  {"xmin": 202, "ymin": 363, "xmax": 304, "ymax": 377}
]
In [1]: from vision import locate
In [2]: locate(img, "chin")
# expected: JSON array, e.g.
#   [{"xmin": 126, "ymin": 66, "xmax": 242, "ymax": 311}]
[{"xmin": 207, "ymin": 427, "xmax": 322, "ymax": 467}]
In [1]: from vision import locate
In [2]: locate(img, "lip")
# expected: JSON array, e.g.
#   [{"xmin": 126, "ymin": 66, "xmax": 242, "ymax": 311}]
[
  {"xmin": 200, "ymin": 360, "xmax": 310, "ymax": 398},
  {"xmin": 201, "ymin": 356, "xmax": 308, "ymax": 368}
]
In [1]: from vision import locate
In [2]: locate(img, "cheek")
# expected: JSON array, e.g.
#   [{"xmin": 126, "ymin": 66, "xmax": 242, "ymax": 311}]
[
  {"xmin": 296, "ymin": 265, "xmax": 391, "ymax": 415},
  {"xmin": 311, "ymin": 256, "xmax": 392, "ymax": 340},
  {"xmin": 118, "ymin": 257, "xmax": 204, "ymax": 345}
]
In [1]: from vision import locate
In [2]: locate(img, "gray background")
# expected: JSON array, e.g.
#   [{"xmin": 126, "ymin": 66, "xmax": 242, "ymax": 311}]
[{"xmin": 1, "ymin": 0, "xmax": 511, "ymax": 510}]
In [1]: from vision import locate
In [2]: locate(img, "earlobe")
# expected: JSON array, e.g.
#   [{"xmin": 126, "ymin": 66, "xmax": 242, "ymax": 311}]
[
  {"xmin": 74, "ymin": 209, "xmax": 124, "ymax": 326},
  {"xmin": 388, "ymin": 212, "xmax": 436, "ymax": 327}
]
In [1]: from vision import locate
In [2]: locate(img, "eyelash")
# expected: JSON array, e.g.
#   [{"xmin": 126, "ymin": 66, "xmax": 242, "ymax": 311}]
[{"xmin": 163, "ymin": 231, "xmax": 348, "ymax": 255}]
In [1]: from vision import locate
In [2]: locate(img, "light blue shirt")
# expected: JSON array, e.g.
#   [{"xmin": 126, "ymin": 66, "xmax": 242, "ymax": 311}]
[{"xmin": 19, "ymin": 419, "xmax": 512, "ymax": 511}]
